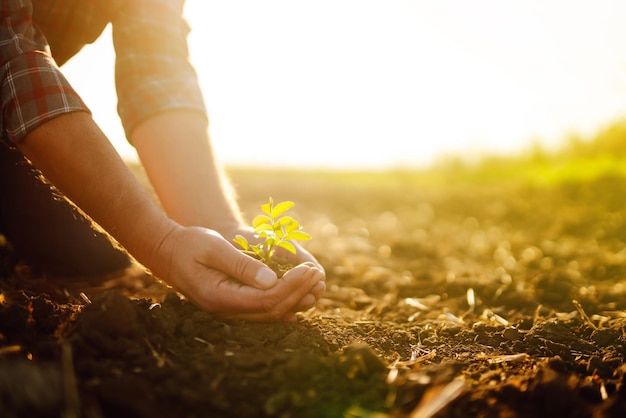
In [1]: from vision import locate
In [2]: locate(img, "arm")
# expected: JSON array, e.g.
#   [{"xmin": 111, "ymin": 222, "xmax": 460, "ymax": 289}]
[
  {"xmin": 131, "ymin": 110, "xmax": 325, "ymax": 271},
  {"xmin": 130, "ymin": 110, "xmax": 242, "ymax": 233},
  {"xmin": 19, "ymin": 112, "xmax": 175, "ymax": 266},
  {"xmin": 1, "ymin": 0, "xmax": 323, "ymax": 320},
  {"xmin": 18, "ymin": 112, "xmax": 323, "ymax": 321},
  {"xmin": 109, "ymin": 0, "xmax": 322, "ymax": 269}
]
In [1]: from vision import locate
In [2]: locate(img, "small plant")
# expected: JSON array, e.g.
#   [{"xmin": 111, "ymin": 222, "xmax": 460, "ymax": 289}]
[{"xmin": 234, "ymin": 197, "xmax": 311, "ymax": 265}]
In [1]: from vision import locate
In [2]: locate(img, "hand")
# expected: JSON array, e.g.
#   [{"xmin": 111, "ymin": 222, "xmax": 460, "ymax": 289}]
[
  {"xmin": 223, "ymin": 226, "xmax": 326, "ymax": 275},
  {"xmin": 152, "ymin": 225, "xmax": 325, "ymax": 322},
  {"xmin": 222, "ymin": 226, "xmax": 326, "ymax": 304}
]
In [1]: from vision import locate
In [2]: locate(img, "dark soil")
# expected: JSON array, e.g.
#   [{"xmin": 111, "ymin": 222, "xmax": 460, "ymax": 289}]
[{"xmin": 2, "ymin": 169, "xmax": 626, "ymax": 417}]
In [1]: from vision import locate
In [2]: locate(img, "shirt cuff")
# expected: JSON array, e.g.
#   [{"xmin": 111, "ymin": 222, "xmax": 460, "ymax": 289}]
[
  {"xmin": 116, "ymin": 72, "xmax": 207, "ymax": 139},
  {"xmin": 1, "ymin": 51, "xmax": 90, "ymax": 144}
]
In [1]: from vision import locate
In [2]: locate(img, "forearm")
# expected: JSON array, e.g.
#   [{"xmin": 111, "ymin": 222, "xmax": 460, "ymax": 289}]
[
  {"xmin": 17, "ymin": 112, "xmax": 177, "ymax": 270},
  {"xmin": 131, "ymin": 110, "xmax": 244, "ymax": 235}
]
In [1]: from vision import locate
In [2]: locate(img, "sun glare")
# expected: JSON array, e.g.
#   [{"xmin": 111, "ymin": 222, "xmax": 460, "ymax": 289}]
[{"xmin": 62, "ymin": 1, "xmax": 626, "ymax": 169}]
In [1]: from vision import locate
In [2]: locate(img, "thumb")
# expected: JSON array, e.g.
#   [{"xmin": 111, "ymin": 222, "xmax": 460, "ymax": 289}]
[
  {"xmin": 213, "ymin": 238, "xmax": 278, "ymax": 289},
  {"xmin": 252, "ymin": 265, "xmax": 278, "ymax": 289}
]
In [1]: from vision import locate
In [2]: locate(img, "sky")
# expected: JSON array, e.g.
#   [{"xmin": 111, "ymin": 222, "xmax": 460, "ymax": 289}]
[{"xmin": 61, "ymin": 1, "xmax": 626, "ymax": 170}]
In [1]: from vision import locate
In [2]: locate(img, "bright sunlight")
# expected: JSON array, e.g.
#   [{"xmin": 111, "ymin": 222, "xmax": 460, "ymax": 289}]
[{"xmin": 62, "ymin": 1, "xmax": 626, "ymax": 169}]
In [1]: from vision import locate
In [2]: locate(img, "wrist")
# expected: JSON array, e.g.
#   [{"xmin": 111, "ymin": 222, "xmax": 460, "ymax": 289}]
[{"xmin": 118, "ymin": 208, "xmax": 179, "ymax": 274}]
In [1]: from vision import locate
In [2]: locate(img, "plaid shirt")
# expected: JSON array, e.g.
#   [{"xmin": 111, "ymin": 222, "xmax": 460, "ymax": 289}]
[{"xmin": 1, "ymin": 0, "xmax": 206, "ymax": 144}]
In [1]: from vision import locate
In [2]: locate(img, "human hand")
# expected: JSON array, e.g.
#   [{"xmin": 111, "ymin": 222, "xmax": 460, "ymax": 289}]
[
  {"xmin": 152, "ymin": 225, "xmax": 325, "ymax": 322},
  {"xmin": 226, "ymin": 226, "xmax": 325, "ymax": 270}
]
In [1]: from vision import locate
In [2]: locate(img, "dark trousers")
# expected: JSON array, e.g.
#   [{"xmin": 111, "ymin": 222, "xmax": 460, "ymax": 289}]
[{"xmin": 0, "ymin": 143, "xmax": 130, "ymax": 276}]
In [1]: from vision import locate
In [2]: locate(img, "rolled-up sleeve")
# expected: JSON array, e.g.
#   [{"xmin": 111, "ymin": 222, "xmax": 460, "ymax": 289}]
[
  {"xmin": 0, "ymin": 0, "xmax": 89, "ymax": 143},
  {"xmin": 112, "ymin": 0, "xmax": 207, "ymax": 139}
]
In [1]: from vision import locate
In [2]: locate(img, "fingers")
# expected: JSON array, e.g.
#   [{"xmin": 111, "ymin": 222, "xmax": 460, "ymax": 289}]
[
  {"xmin": 209, "ymin": 263, "xmax": 324, "ymax": 322},
  {"xmin": 282, "ymin": 278, "xmax": 326, "ymax": 320},
  {"xmin": 275, "ymin": 244, "xmax": 325, "ymax": 275},
  {"xmin": 198, "ymin": 229, "xmax": 278, "ymax": 289},
  {"xmin": 204, "ymin": 231, "xmax": 325, "ymax": 295},
  {"xmin": 224, "ymin": 227, "xmax": 325, "ymax": 279},
  {"xmin": 285, "ymin": 279, "xmax": 325, "ymax": 312},
  {"xmin": 260, "ymin": 262, "xmax": 322, "ymax": 317},
  {"xmin": 164, "ymin": 227, "xmax": 326, "ymax": 322},
  {"xmin": 310, "ymin": 281, "xmax": 327, "ymax": 299}
]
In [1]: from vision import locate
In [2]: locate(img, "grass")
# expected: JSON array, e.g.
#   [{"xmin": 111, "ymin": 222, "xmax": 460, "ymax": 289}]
[
  {"xmin": 433, "ymin": 117, "xmax": 626, "ymax": 186},
  {"xmin": 226, "ymin": 117, "xmax": 626, "ymax": 191}
]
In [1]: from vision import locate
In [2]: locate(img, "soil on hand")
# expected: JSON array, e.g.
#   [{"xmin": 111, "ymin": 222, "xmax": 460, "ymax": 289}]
[{"xmin": 2, "ymin": 169, "xmax": 626, "ymax": 417}]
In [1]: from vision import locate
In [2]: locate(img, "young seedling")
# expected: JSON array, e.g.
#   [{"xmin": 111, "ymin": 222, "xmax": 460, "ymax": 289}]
[{"xmin": 234, "ymin": 198, "xmax": 311, "ymax": 266}]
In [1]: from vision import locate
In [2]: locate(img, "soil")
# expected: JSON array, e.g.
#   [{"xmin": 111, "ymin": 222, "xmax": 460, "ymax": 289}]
[{"xmin": 2, "ymin": 169, "xmax": 626, "ymax": 417}]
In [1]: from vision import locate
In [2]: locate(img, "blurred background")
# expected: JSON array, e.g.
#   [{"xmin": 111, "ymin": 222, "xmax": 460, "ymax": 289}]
[{"xmin": 62, "ymin": 0, "xmax": 626, "ymax": 171}]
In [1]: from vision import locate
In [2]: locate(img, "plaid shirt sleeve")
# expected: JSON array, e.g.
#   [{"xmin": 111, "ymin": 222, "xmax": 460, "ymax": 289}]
[
  {"xmin": 112, "ymin": 0, "xmax": 207, "ymax": 138},
  {"xmin": 0, "ymin": 0, "xmax": 89, "ymax": 144}
]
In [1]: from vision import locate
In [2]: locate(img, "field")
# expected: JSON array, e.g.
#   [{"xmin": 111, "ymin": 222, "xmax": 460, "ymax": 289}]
[{"xmin": 2, "ymin": 133, "xmax": 626, "ymax": 417}]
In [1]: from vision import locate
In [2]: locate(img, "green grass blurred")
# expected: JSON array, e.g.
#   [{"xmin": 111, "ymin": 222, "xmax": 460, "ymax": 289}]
[
  {"xmin": 225, "ymin": 117, "xmax": 626, "ymax": 191},
  {"xmin": 428, "ymin": 118, "xmax": 626, "ymax": 187}
]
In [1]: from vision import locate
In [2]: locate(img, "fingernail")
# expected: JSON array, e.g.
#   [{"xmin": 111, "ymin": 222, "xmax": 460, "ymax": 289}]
[
  {"xmin": 314, "ymin": 281, "xmax": 326, "ymax": 294},
  {"xmin": 255, "ymin": 268, "xmax": 277, "ymax": 288}
]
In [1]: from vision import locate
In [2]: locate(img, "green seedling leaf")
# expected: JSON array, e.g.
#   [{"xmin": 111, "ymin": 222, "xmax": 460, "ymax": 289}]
[
  {"xmin": 252, "ymin": 214, "xmax": 272, "ymax": 228},
  {"xmin": 261, "ymin": 197, "xmax": 274, "ymax": 216},
  {"xmin": 271, "ymin": 201, "xmax": 295, "ymax": 218},
  {"xmin": 284, "ymin": 231, "xmax": 312, "ymax": 241},
  {"xmin": 283, "ymin": 219, "xmax": 300, "ymax": 233},
  {"xmin": 249, "ymin": 244, "xmax": 266, "ymax": 260},
  {"xmin": 254, "ymin": 223, "xmax": 274, "ymax": 233},
  {"xmin": 277, "ymin": 216, "xmax": 295, "ymax": 226},
  {"xmin": 233, "ymin": 235, "xmax": 249, "ymax": 251},
  {"xmin": 234, "ymin": 197, "xmax": 312, "ymax": 265},
  {"xmin": 257, "ymin": 230, "xmax": 270, "ymax": 239},
  {"xmin": 277, "ymin": 240, "xmax": 297, "ymax": 254}
]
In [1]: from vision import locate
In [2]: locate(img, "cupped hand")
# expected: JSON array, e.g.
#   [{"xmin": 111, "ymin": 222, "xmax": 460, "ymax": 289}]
[
  {"xmin": 224, "ymin": 226, "xmax": 326, "ymax": 276},
  {"xmin": 152, "ymin": 225, "xmax": 325, "ymax": 321}
]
